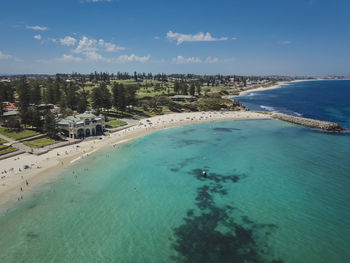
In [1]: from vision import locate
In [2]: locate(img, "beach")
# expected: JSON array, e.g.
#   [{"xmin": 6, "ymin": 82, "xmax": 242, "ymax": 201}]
[
  {"xmin": 0, "ymin": 111, "xmax": 269, "ymax": 211},
  {"xmin": 238, "ymin": 81, "xmax": 290, "ymax": 96},
  {"xmin": 238, "ymin": 79, "xmax": 332, "ymax": 97}
]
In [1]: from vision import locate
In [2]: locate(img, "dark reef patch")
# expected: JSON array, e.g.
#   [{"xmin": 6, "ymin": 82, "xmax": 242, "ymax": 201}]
[
  {"xmin": 26, "ymin": 232, "xmax": 39, "ymax": 240},
  {"xmin": 181, "ymin": 139, "xmax": 205, "ymax": 146},
  {"xmin": 170, "ymin": 168, "xmax": 282, "ymax": 263},
  {"xmin": 189, "ymin": 168, "xmax": 247, "ymax": 183},
  {"xmin": 26, "ymin": 203, "xmax": 37, "ymax": 210},
  {"xmin": 170, "ymin": 157, "xmax": 199, "ymax": 172},
  {"xmin": 181, "ymin": 128, "xmax": 197, "ymax": 135},
  {"xmin": 213, "ymin": 127, "xmax": 241, "ymax": 132}
]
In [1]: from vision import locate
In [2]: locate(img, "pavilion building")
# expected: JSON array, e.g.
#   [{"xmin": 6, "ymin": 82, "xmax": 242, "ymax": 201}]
[{"xmin": 58, "ymin": 111, "xmax": 105, "ymax": 139}]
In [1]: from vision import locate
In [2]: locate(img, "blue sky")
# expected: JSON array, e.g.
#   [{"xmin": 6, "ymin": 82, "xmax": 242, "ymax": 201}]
[{"xmin": 0, "ymin": 0, "xmax": 349, "ymax": 76}]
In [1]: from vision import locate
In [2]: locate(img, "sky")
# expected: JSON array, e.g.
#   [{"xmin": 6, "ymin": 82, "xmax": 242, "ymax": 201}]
[{"xmin": 0, "ymin": 0, "xmax": 349, "ymax": 76}]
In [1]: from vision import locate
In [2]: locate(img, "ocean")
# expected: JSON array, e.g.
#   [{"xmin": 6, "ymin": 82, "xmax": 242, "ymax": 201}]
[
  {"xmin": 235, "ymin": 80, "xmax": 350, "ymax": 128},
  {"xmin": 0, "ymin": 80, "xmax": 350, "ymax": 263}
]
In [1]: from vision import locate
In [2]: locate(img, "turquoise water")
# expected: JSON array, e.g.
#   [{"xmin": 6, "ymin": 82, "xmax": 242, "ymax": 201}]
[{"xmin": 0, "ymin": 119, "xmax": 350, "ymax": 262}]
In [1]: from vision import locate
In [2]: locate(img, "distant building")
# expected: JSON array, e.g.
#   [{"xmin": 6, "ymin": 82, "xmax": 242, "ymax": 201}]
[
  {"xmin": 1, "ymin": 102, "xmax": 18, "ymax": 111},
  {"xmin": 58, "ymin": 111, "xmax": 105, "ymax": 139}
]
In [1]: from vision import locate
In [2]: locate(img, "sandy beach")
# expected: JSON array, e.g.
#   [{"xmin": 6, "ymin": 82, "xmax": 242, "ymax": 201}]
[
  {"xmin": 238, "ymin": 81, "xmax": 288, "ymax": 96},
  {"xmin": 0, "ymin": 111, "xmax": 270, "ymax": 211},
  {"xmin": 238, "ymin": 79, "xmax": 329, "ymax": 97}
]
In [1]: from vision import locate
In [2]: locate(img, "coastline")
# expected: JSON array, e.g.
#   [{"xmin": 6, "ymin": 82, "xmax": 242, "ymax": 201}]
[
  {"xmin": 0, "ymin": 111, "xmax": 270, "ymax": 212},
  {"xmin": 238, "ymin": 81, "xmax": 286, "ymax": 96},
  {"xmin": 237, "ymin": 79, "xmax": 323, "ymax": 97}
]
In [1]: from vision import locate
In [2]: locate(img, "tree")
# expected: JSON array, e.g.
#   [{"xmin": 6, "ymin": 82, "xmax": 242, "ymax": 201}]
[
  {"xmin": 6, "ymin": 117, "xmax": 21, "ymax": 131},
  {"xmin": 43, "ymin": 111, "xmax": 58, "ymax": 138},
  {"xmin": 77, "ymin": 89, "xmax": 89, "ymax": 113},
  {"xmin": 16, "ymin": 76, "xmax": 31, "ymax": 126},
  {"xmin": 126, "ymin": 86, "xmax": 138, "ymax": 108},
  {"xmin": 0, "ymin": 82, "xmax": 15, "ymax": 102},
  {"xmin": 190, "ymin": 83, "xmax": 195, "ymax": 96},
  {"xmin": 181, "ymin": 83, "xmax": 188, "ymax": 95},
  {"xmin": 174, "ymin": 81, "xmax": 180, "ymax": 94},
  {"xmin": 196, "ymin": 83, "xmax": 201, "ymax": 96},
  {"xmin": 91, "ymin": 82, "xmax": 111, "ymax": 111},
  {"xmin": 53, "ymin": 76, "xmax": 62, "ymax": 104},
  {"xmin": 27, "ymin": 108, "xmax": 42, "ymax": 131},
  {"xmin": 30, "ymin": 81, "xmax": 42, "ymax": 105},
  {"xmin": 112, "ymin": 83, "xmax": 130, "ymax": 111},
  {"xmin": 66, "ymin": 83, "xmax": 79, "ymax": 110},
  {"xmin": 116, "ymin": 84, "xmax": 126, "ymax": 111},
  {"xmin": 100, "ymin": 82, "xmax": 112, "ymax": 110},
  {"xmin": 112, "ymin": 82, "xmax": 119, "ymax": 110}
]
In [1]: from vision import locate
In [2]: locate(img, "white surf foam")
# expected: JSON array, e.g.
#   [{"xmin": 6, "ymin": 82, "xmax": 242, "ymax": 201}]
[{"xmin": 260, "ymin": 105, "xmax": 276, "ymax": 112}]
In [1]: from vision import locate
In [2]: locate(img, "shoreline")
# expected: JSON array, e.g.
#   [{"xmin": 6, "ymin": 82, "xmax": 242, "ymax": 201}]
[
  {"xmin": 237, "ymin": 79, "xmax": 325, "ymax": 97},
  {"xmin": 0, "ymin": 111, "xmax": 270, "ymax": 213}
]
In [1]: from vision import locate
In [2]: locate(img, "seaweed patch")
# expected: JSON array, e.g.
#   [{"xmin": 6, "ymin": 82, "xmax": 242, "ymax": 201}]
[
  {"xmin": 213, "ymin": 127, "xmax": 241, "ymax": 132},
  {"xmin": 170, "ymin": 168, "xmax": 282, "ymax": 263}
]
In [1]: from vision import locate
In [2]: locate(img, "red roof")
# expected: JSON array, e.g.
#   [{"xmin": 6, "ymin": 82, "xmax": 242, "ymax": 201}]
[{"xmin": 2, "ymin": 102, "xmax": 18, "ymax": 110}]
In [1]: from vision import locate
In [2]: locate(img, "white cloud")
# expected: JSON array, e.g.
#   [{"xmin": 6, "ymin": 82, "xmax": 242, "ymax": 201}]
[
  {"xmin": 85, "ymin": 51, "xmax": 104, "ymax": 61},
  {"xmin": 57, "ymin": 54, "xmax": 83, "ymax": 62},
  {"xmin": 73, "ymin": 36, "xmax": 125, "ymax": 53},
  {"xmin": 114, "ymin": 54, "xmax": 150, "ymax": 63},
  {"xmin": 34, "ymin": 34, "xmax": 42, "ymax": 40},
  {"xmin": 41, "ymin": 52, "xmax": 150, "ymax": 64},
  {"xmin": 98, "ymin": 39, "xmax": 125, "ymax": 52},
  {"xmin": 205, "ymin": 57, "xmax": 219, "ymax": 63},
  {"xmin": 0, "ymin": 51, "xmax": 12, "ymax": 60},
  {"xmin": 26, "ymin": 25, "xmax": 48, "ymax": 31},
  {"xmin": 280, "ymin": 40, "xmax": 291, "ymax": 45},
  {"xmin": 167, "ymin": 31, "xmax": 228, "ymax": 45},
  {"xmin": 154, "ymin": 36, "xmax": 160, "ymax": 40},
  {"xmin": 232, "ymin": 37, "xmax": 237, "ymax": 40},
  {"xmin": 73, "ymin": 36, "xmax": 98, "ymax": 53},
  {"xmin": 172, "ymin": 56, "xmax": 220, "ymax": 64},
  {"xmin": 60, "ymin": 36, "xmax": 77, "ymax": 46},
  {"xmin": 172, "ymin": 56, "xmax": 202, "ymax": 64}
]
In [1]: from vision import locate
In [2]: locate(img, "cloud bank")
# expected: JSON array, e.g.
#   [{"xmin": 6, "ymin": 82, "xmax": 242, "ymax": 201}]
[
  {"xmin": 26, "ymin": 25, "xmax": 48, "ymax": 31},
  {"xmin": 167, "ymin": 31, "xmax": 228, "ymax": 45}
]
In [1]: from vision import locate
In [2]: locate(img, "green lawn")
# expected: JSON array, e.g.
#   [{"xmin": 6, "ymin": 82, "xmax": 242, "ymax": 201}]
[
  {"xmin": 0, "ymin": 137, "xmax": 8, "ymax": 144},
  {"xmin": 0, "ymin": 144, "xmax": 8, "ymax": 150},
  {"xmin": 105, "ymin": 118, "xmax": 128, "ymax": 128},
  {"xmin": 0, "ymin": 146, "xmax": 17, "ymax": 155},
  {"xmin": 0, "ymin": 127, "xmax": 40, "ymax": 140},
  {"xmin": 23, "ymin": 137, "xmax": 59, "ymax": 148}
]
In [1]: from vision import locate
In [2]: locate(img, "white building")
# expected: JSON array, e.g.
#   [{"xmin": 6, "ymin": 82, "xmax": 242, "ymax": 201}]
[{"xmin": 58, "ymin": 111, "xmax": 105, "ymax": 139}]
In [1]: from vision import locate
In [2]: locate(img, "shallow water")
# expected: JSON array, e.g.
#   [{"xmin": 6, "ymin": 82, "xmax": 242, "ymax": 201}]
[{"xmin": 0, "ymin": 119, "xmax": 350, "ymax": 262}]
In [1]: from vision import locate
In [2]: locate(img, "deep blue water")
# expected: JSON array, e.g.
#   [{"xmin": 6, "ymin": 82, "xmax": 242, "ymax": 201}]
[{"xmin": 235, "ymin": 80, "xmax": 350, "ymax": 128}]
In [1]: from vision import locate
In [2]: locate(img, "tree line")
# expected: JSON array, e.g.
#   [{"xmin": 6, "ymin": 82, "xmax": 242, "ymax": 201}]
[{"xmin": 1, "ymin": 76, "xmax": 139, "ymax": 137}]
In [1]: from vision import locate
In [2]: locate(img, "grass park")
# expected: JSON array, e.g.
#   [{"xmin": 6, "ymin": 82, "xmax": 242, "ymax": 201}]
[
  {"xmin": 105, "ymin": 118, "xmax": 128, "ymax": 128},
  {"xmin": 22, "ymin": 137, "xmax": 59, "ymax": 148},
  {"xmin": 0, "ymin": 127, "xmax": 40, "ymax": 141}
]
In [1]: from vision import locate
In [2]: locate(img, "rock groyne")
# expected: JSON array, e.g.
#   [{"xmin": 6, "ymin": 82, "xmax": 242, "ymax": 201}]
[{"xmin": 271, "ymin": 113, "xmax": 345, "ymax": 132}]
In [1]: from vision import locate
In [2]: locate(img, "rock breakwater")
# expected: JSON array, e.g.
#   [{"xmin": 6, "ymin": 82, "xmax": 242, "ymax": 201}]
[{"xmin": 271, "ymin": 113, "xmax": 345, "ymax": 132}]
